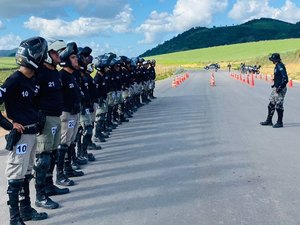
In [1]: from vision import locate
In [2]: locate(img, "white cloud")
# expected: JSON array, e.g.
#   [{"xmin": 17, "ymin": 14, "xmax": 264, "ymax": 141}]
[
  {"xmin": 24, "ymin": 5, "xmax": 133, "ymax": 38},
  {"xmin": 136, "ymin": 0, "xmax": 228, "ymax": 44},
  {"xmin": 0, "ymin": 20, "xmax": 4, "ymax": 29},
  {"xmin": 228, "ymin": 0, "xmax": 300, "ymax": 23},
  {"xmin": 0, "ymin": 34, "xmax": 22, "ymax": 50}
]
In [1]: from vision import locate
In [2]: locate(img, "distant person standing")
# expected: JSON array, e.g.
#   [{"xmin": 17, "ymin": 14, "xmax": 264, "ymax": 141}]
[
  {"xmin": 260, "ymin": 53, "xmax": 288, "ymax": 128},
  {"xmin": 227, "ymin": 63, "xmax": 231, "ymax": 72}
]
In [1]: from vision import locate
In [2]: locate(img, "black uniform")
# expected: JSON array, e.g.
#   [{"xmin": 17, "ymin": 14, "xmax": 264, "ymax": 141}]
[
  {"xmin": 273, "ymin": 62, "xmax": 288, "ymax": 90},
  {"xmin": 36, "ymin": 65, "xmax": 63, "ymax": 116},
  {"xmin": 60, "ymin": 70, "xmax": 81, "ymax": 114},
  {"xmin": 2, "ymin": 71, "xmax": 39, "ymax": 126}
]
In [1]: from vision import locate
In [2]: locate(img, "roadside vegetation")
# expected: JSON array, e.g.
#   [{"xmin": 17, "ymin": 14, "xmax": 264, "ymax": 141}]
[{"xmin": 148, "ymin": 38, "xmax": 300, "ymax": 80}]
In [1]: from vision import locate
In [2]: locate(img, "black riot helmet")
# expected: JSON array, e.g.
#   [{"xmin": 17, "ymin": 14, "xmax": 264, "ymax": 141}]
[
  {"xmin": 59, "ymin": 42, "xmax": 78, "ymax": 68},
  {"xmin": 93, "ymin": 55, "xmax": 105, "ymax": 71},
  {"xmin": 78, "ymin": 46, "xmax": 93, "ymax": 70},
  {"xmin": 79, "ymin": 46, "xmax": 92, "ymax": 57},
  {"xmin": 269, "ymin": 53, "xmax": 281, "ymax": 62},
  {"xmin": 15, "ymin": 36, "xmax": 48, "ymax": 70}
]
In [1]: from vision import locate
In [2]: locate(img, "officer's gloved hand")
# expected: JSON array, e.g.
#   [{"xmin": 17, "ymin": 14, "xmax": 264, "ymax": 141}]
[{"xmin": 271, "ymin": 84, "xmax": 275, "ymax": 88}]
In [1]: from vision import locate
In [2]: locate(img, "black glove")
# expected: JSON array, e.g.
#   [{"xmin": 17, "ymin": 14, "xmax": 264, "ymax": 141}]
[{"xmin": 271, "ymin": 84, "xmax": 275, "ymax": 88}]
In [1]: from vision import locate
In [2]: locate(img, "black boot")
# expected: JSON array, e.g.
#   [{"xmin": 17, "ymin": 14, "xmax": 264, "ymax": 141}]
[
  {"xmin": 76, "ymin": 142, "xmax": 88, "ymax": 165},
  {"xmin": 19, "ymin": 175, "xmax": 48, "ymax": 221},
  {"xmin": 82, "ymin": 134, "xmax": 96, "ymax": 162},
  {"xmin": 34, "ymin": 153, "xmax": 59, "ymax": 209},
  {"xmin": 94, "ymin": 120, "xmax": 106, "ymax": 142},
  {"xmin": 56, "ymin": 144, "xmax": 75, "ymax": 186},
  {"xmin": 273, "ymin": 108, "xmax": 284, "ymax": 128},
  {"xmin": 150, "ymin": 89, "xmax": 157, "ymax": 99},
  {"xmin": 44, "ymin": 150, "xmax": 69, "ymax": 195},
  {"xmin": 120, "ymin": 114, "xmax": 129, "ymax": 122},
  {"xmin": 124, "ymin": 102, "xmax": 133, "ymax": 118},
  {"xmin": 45, "ymin": 176, "xmax": 69, "ymax": 196},
  {"xmin": 107, "ymin": 106, "xmax": 117, "ymax": 129},
  {"xmin": 7, "ymin": 179, "xmax": 26, "ymax": 225},
  {"xmin": 64, "ymin": 145, "xmax": 84, "ymax": 178},
  {"xmin": 88, "ymin": 141, "xmax": 102, "ymax": 150},
  {"xmin": 260, "ymin": 103, "xmax": 275, "ymax": 126}
]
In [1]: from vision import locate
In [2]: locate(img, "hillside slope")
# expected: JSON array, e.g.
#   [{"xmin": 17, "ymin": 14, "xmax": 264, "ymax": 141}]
[{"xmin": 141, "ymin": 18, "xmax": 300, "ymax": 57}]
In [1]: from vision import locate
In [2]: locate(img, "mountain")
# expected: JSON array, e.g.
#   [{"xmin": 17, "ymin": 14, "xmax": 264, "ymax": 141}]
[
  {"xmin": 140, "ymin": 18, "xmax": 300, "ymax": 57},
  {"xmin": 0, "ymin": 48, "xmax": 17, "ymax": 57}
]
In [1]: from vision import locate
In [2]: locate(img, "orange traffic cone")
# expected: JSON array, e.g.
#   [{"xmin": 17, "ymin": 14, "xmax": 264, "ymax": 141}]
[
  {"xmin": 175, "ymin": 76, "xmax": 180, "ymax": 86},
  {"xmin": 171, "ymin": 79, "xmax": 176, "ymax": 88},
  {"xmin": 250, "ymin": 73, "xmax": 255, "ymax": 87},
  {"xmin": 288, "ymin": 79, "xmax": 293, "ymax": 88},
  {"xmin": 210, "ymin": 73, "xmax": 216, "ymax": 86}
]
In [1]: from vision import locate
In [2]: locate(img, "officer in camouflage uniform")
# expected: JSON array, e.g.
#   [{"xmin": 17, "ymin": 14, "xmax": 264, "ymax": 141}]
[
  {"xmin": 0, "ymin": 37, "xmax": 48, "ymax": 225},
  {"xmin": 260, "ymin": 53, "xmax": 288, "ymax": 128}
]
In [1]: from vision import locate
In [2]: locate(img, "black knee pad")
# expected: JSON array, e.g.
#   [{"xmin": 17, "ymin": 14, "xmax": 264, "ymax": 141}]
[
  {"xmin": 35, "ymin": 153, "xmax": 51, "ymax": 173},
  {"xmin": 83, "ymin": 125, "xmax": 93, "ymax": 139},
  {"xmin": 7, "ymin": 179, "xmax": 24, "ymax": 194},
  {"xmin": 57, "ymin": 144, "xmax": 68, "ymax": 153}
]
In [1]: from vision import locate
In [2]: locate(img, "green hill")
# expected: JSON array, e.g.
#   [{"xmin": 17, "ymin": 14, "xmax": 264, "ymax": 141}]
[
  {"xmin": 141, "ymin": 18, "xmax": 300, "ymax": 57},
  {"xmin": 148, "ymin": 38, "xmax": 300, "ymax": 80},
  {"xmin": 151, "ymin": 39, "xmax": 300, "ymax": 65},
  {"xmin": 0, "ymin": 48, "xmax": 17, "ymax": 57}
]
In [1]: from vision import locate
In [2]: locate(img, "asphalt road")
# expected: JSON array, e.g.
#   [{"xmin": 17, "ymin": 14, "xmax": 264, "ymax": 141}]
[{"xmin": 1, "ymin": 70, "xmax": 300, "ymax": 225}]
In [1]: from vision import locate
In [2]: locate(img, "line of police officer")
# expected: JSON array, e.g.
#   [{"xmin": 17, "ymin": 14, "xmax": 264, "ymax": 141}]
[{"xmin": 0, "ymin": 36, "xmax": 156, "ymax": 225}]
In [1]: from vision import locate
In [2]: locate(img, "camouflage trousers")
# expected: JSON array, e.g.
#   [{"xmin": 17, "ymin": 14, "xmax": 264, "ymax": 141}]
[{"xmin": 269, "ymin": 87, "xmax": 287, "ymax": 110}]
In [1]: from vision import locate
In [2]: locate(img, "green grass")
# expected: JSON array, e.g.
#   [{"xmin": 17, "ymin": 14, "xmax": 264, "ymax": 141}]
[
  {"xmin": 0, "ymin": 57, "xmax": 17, "ymax": 69},
  {"xmin": 150, "ymin": 38, "xmax": 300, "ymax": 65},
  {"xmin": 0, "ymin": 57, "xmax": 17, "ymax": 84}
]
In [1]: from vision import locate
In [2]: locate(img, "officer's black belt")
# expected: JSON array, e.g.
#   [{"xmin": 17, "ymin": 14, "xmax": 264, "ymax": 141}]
[{"xmin": 23, "ymin": 124, "xmax": 38, "ymax": 134}]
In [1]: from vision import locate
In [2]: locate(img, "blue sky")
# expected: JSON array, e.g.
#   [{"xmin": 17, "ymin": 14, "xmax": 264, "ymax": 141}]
[{"xmin": 0, "ymin": 0, "xmax": 300, "ymax": 57}]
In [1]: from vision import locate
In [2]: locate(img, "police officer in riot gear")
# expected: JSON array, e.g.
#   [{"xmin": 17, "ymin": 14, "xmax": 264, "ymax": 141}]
[
  {"xmin": 149, "ymin": 59, "xmax": 157, "ymax": 99},
  {"xmin": 34, "ymin": 39, "xmax": 69, "ymax": 210},
  {"xmin": 120, "ymin": 56, "xmax": 133, "ymax": 118},
  {"xmin": 260, "ymin": 53, "xmax": 288, "ymax": 128},
  {"xmin": 105, "ymin": 56, "xmax": 118, "ymax": 130},
  {"xmin": 111, "ymin": 57, "xmax": 129, "ymax": 124},
  {"xmin": 141, "ymin": 60, "xmax": 151, "ymax": 104},
  {"xmin": 93, "ymin": 57, "xmax": 110, "ymax": 142},
  {"xmin": 76, "ymin": 46, "xmax": 99, "ymax": 162},
  {"xmin": 0, "ymin": 37, "xmax": 48, "ymax": 225},
  {"xmin": 58, "ymin": 42, "xmax": 84, "ymax": 186}
]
